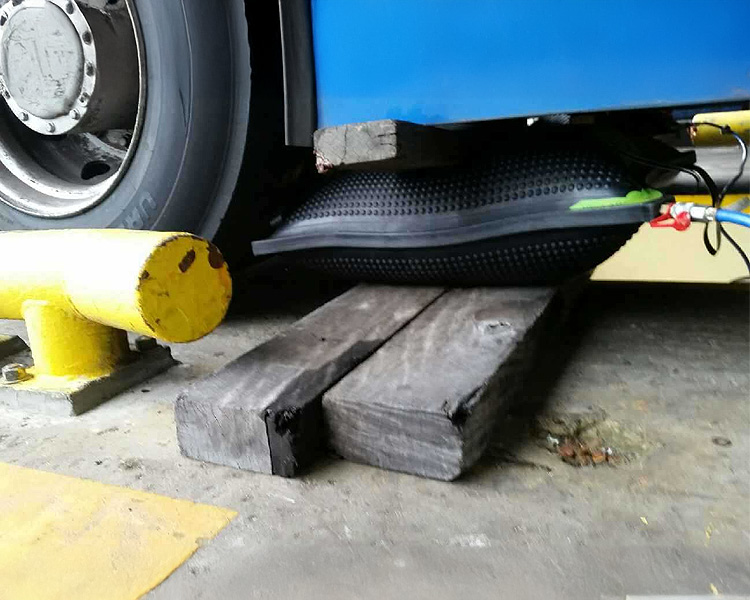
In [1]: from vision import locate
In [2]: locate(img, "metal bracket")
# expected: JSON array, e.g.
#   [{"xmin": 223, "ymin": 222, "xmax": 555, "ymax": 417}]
[{"xmin": 0, "ymin": 340, "xmax": 176, "ymax": 416}]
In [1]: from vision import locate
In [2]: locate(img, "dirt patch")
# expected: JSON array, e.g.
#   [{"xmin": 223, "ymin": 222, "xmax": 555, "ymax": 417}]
[{"xmin": 536, "ymin": 407, "xmax": 654, "ymax": 467}]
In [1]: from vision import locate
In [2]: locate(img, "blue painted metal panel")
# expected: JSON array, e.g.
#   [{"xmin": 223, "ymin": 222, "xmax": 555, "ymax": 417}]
[{"xmin": 311, "ymin": 0, "xmax": 750, "ymax": 127}]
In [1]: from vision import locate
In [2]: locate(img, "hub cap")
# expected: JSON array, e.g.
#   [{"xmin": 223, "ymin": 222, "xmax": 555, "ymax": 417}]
[{"xmin": 0, "ymin": 0, "xmax": 95, "ymax": 135}]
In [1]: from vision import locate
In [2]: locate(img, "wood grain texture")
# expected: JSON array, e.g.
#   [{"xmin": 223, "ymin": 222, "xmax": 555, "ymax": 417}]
[
  {"xmin": 323, "ymin": 287, "xmax": 559, "ymax": 480},
  {"xmin": 0, "ymin": 335, "xmax": 27, "ymax": 360},
  {"xmin": 176, "ymin": 285, "xmax": 445, "ymax": 476},
  {"xmin": 313, "ymin": 120, "xmax": 465, "ymax": 172}
]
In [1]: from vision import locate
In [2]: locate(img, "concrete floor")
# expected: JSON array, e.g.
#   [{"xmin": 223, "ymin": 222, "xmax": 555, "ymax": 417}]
[{"xmin": 1, "ymin": 274, "xmax": 748, "ymax": 599}]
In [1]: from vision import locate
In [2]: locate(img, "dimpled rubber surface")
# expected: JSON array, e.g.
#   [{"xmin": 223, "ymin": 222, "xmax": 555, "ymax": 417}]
[
  {"xmin": 263, "ymin": 146, "xmax": 653, "ymax": 285},
  {"xmin": 287, "ymin": 148, "xmax": 632, "ymax": 224},
  {"xmin": 290, "ymin": 226, "xmax": 638, "ymax": 286}
]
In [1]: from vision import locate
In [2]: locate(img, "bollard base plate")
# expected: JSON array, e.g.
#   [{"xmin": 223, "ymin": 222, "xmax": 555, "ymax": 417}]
[{"xmin": 0, "ymin": 345, "xmax": 176, "ymax": 416}]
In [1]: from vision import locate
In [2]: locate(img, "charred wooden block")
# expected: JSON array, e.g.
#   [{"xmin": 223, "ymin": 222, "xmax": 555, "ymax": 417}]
[
  {"xmin": 176, "ymin": 285, "xmax": 445, "ymax": 476},
  {"xmin": 323, "ymin": 287, "xmax": 561, "ymax": 480},
  {"xmin": 0, "ymin": 335, "xmax": 27, "ymax": 360}
]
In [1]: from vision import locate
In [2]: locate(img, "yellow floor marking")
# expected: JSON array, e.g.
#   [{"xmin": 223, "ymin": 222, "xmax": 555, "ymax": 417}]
[
  {"xmin": 0, "ymin": 463, "xmax": 236, "ymax": 600},
  {"xmin": 594, "ymin": 194, "xmax": 750, "ymax": 283}
]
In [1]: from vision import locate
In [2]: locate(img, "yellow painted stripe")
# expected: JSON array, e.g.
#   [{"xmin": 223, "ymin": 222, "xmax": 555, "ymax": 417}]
[{"xmin": 0, "ymin": 463, "xmax": 236, "ymax": 600}]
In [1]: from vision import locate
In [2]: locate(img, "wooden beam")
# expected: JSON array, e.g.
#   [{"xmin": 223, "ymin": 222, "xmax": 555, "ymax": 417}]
[
  {"xmin": 313, "ymin": 119, "xmax": 466, "ymax": 173},
  {"xmin": 323, "ymin": 287, "xmax": 561, "ymax": 481},
  {"xmin": 0, "ymin": 335, "xmax": 27, "ymax": 360},
  {"xmin": 176, "ymin": 285, "xmax": 445, "ymax": 476}
]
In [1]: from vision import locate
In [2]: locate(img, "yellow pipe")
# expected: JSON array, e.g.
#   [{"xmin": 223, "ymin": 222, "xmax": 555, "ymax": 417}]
[
  {"xmin": 0, "ymin": 230, "xmax": 232, "ymax": 378},
  {"xmin": 691, "ymin": 110, "xmax": 750, "ymax": 146},
  {"xmin": 22, "ymin": 301, "xmax": 130, "ymax": 378}
]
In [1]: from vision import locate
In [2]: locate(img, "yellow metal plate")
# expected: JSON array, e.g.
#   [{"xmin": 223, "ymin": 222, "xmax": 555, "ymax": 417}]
[
  {"xmin": 593, "ymin": 194, "xmax": 750, "ymax": 283},
  {"xmin": 0, "ymin": 463, "xmax": 236, "ymax": 600}
]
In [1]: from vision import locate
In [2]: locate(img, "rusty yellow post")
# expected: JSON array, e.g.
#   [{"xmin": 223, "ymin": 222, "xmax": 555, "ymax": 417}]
[
  {"xmin": 691, "ymin": 110, "xmax": 750, "ymax": 146},
  {"xmin": 0, "ymin": 230, "xmax": 232, "ymax": 415},
  {"xmin": 0, "ymin": 230, "xmax": 232, "ymax": 342},
  {"xmin": 22, "ymin": 301, "xmax": 131, "ymax": 378}
]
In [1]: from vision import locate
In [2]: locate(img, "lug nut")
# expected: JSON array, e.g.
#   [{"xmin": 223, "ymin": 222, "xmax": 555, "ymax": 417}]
[
  {"xmin": 2, "ymin": 363, "xmax": 29, "ymax": 384},
  {"xmin": 70, "ymin": 109, "xmax": 80, "ymax": 120},
  {"xmin": 46, "ymin": 122, "xmax": 56, "ymax": 133},
  {"xmin": 85, "ymin": 62, "xmax": 95, "ymax": 77},
  {"xmin": 65, "ymin": 1, "xmax": 75, "ymax": 14},
  {"xmin": 20, "ymin": 112, "xmax": 29, "ymax": 121},
  {"xmin": 79, "ymin": 93, "xmax": 90, "ymax": 105},
  {"xmin": 135, "ymin": 336, "xmax": 158, "ymax": 353}
]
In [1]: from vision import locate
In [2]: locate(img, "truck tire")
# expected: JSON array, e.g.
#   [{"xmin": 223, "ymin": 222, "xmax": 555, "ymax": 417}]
[{"xmin": 0, "ymin": 0, "xmax": 254, "ymax": 239}]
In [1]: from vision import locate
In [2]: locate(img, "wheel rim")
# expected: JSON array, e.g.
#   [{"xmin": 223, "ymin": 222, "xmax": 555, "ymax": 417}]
[{"xmin": 0, "ymin": 0, "xmax": 146, "ymax": 218}]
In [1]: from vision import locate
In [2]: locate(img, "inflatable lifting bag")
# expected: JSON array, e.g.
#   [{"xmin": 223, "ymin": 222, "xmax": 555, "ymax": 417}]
[{"xmin": 253, "ymin": 145, "xmax": 664, "ymax": 286}]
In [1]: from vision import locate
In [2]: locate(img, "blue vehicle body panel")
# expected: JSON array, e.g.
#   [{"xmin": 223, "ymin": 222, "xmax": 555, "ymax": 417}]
[{"xmin": 311, "ymin": 0, "xmax": 750, "ymax": 128}]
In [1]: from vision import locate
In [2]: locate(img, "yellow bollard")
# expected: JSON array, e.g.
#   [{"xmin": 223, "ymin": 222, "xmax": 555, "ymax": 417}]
[
  {"xmin": 22, "ymin": 301, "xmax": 131, "ymax": 378},
  {"xmin": 691, "ymin": 110, "xmax": 750, "ymax": 146},
  {"xmin": 0, "ymin": 230, "xmax": 232, "ymax": 415}
]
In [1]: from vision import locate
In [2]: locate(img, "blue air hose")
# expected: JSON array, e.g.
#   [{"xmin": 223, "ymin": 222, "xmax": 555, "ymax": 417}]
[{"xmin": 716, "ymin": 209, "xmax": 750, "ymax": 229}]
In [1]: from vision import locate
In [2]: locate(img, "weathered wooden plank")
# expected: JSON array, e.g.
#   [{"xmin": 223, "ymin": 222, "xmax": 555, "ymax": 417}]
[
  {"xmin": 323, "ymin": 287, "xmax": 561, "ymax": 480},
  {"xmin": 313, "ymin": 119, "xmax": 466, "ymax": 172},
  {"xmin": 176, "ymin": 285, "xmax": 445, "ymax": 476},
  {"xmin": 0, "ymin": 335, "xmax": 27, "ymax": 360}
]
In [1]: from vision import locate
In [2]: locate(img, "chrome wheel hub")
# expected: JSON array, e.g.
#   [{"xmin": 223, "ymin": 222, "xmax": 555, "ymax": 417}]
[
  {"xmin": 0, "ymin": 0, "xmax": 144, "ymax": 218},
  {"xmin": 0, "ymin": 0, "xmax": 96, "ymax": 135}
]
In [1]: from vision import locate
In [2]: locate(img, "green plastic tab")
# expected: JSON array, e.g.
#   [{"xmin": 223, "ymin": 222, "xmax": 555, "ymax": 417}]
[{"xmin": 569, "ymin": 189, "xmax": 663, "ymax": 211}]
